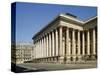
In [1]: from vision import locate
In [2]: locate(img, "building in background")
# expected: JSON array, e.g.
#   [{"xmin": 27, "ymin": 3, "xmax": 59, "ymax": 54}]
[
  {"xmin": 32, "ymin": 13, "xmax": 97, "ymax": 64},
  {"xmin": 11, "ymin": 42, "xmax": 34, "ymax": 64}
]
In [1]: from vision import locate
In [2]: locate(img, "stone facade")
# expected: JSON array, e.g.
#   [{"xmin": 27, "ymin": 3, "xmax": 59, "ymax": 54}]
[
  {"xmin": 32, "ymin": 13, "xmax": 97, "ymax": 64},
  {"xmin": 11, "ymin": 43, "xmax": 34, "ymax": 64}
]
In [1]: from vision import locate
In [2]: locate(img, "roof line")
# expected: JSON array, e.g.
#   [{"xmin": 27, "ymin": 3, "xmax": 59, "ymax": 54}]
[
  {"xmin": 32, "ymin": 14, "xmax": 97, "ymax": 39},
  {"xmin": 83, "ymin": 16, "xmax": 97, "ymax": 23}
]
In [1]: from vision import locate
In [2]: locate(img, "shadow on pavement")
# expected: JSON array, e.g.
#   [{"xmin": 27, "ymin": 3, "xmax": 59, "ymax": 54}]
[{"xmin": 11, "ymin": 63, "xmax": 47, "ymax": 73}]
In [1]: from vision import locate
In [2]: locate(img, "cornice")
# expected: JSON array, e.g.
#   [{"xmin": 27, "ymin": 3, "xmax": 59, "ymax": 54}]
[{"xmin": 32, "ymin": 13, "xmax": 97, "ymax": 39}]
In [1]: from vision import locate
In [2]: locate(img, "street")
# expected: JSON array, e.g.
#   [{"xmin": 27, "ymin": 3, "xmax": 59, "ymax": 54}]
[{"xmin": 16, "ymin": 62, "xmax": 97, "ymax": 72}]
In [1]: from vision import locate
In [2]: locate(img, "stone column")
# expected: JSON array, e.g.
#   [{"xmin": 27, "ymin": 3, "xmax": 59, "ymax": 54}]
[
  {"xmin": 45, "ymin": 35, "xmax": 47, "ymax": 58},
  {"xmin": 59, "ymin": 27, "xmax": 63, "ymax": 56},
  {"xmin": 55, "ymin": 29, "xmax": 58, "ymax": 62},
  {"xmin": 40, "ymin": 39, "xmax": 42, "ymax": 58},
  {"xmin": 38, "ymin": 39, "xmax": 40, "ymax": 58},
  {"xmin": 35, "ymin": 42, "xmax": 36, "ymax": 59},
  {"xmin": 36, "ymin": 42, "xmax": 37, "ymax": 58},
  {"xmin": 35, "ymin": 42, "xmax": 36, "ymax": 60},
  {"xmin": 87, "ymin": 30, "xmax": 90, "ymax": 55},
  {"xmin": 35, "ymin": 41, "xmax": 36, "ymax": 59},
  {"xmin": 93, "ymin": 29, "xmax": 96, "ymax": 55},
  {"xmin": 66, "ymin": 27, "xmax": 70, "ymax": 62},
  {"xmin": 39, "ymin": 39, "xmax": 40, "ymax": 58},
  {"xmin": 44, "ymin": 36, "xmax": 46, "ymax": 58},
  {"xmin": 46, "ymin": 34, "xmax": 49, "ymax": 58},
  {"xmin": 34, "ymin": 42, "xmax": 36, "ymax": 59},
  {"xmin": 52, "ymin": 31, "xmax": 55, "ymax": 56},
  {"xmin": 40, "ymin": 38, "xmax": 42, "ymax": 58},
  {"xmin": 62, "ymin": 36, "xmax": 65, "ymax": 57},
  {"xmin": 59, "ymin": 27, "xmax": 63, "ymax": 63},
  {"xmin": 49, "ymin": 32, "xmax": 52, "ymax": 62},
  {"xmin": 72, "ymin": 29, "xmax": 76, "ymax": 62},
  {"xmin": 38, "ymin": 40, "xmax": 39, "ymax": 58},
  {"xmin": 43, "ymin": 36, "xmax": 45, "ymax": 62},
  {"xmin": 41, "ymin": 37, "xmax": 43, "ymax": 58},
  {"xmin": 82, "ymin": 31, "xmax": 85, "ymax": 56},
  {"xmin": 37, "ymin": 40, "xmax": 39, "ymax": 58},
  {"xmin": 55, "ymin": 29, "xmax": 58, "ymax": 56},
  {"xmin": 77, "ymin": 30, "xmax": 81, "ymax": 61},
  {"xmin": 36, "ymin": 41, "xmax": 37, "ymax": 58},
  {"xmin": 49, "ymin": 33, "xmax": 52, "ymax": 57},
  {"xmin": 43, "ymin": 37, "xmax": 45, "ymax": 62}
]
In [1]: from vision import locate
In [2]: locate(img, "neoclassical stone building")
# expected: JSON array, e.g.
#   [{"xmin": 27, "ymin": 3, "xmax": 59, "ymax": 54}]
[
  {"xmin": 32, "ymin": 13, "xmax": 97, "ymax": 64},
  {"xmin": 11, "ymin": 43, "xmax": 34, "ymax": 64}
]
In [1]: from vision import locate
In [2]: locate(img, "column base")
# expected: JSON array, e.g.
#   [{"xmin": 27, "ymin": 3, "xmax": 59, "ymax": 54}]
[
  {"xmin": 91, "ymin": 55, "xmax": 96, "ymax": 60},
  {"xmin": 48, "ymin": 58, "xmax": 51, "ymax": 63},
  {"xmin": 51, "ymin": 58, "xmax": 54, "ymax": 63},
  {"xmin": 66, "ymin": 56, "xmax": 71, "ymax": 64},
  {"xmin": 72, "ymin": 56, "xmax": 76, "ymax": 64},
  {"xmin": 77, "ymin": 56, "xmax": 82, "ymax": 62},
  {"xmin": 54, "ymin": 57, "xmax": 57, "ymax": 63},
  {"xmin": 76, "ymin": 56, "xmax": 84, "ymax": 63},
  {"xmin": 59, "ymin": 56, "xmax": 64, "ymax": 64}
]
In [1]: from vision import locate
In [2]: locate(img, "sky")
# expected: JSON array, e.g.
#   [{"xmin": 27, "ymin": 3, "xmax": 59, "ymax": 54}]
[{"xmin": 15, "ymin": 2, "xmax": 97, "ymax": 42}]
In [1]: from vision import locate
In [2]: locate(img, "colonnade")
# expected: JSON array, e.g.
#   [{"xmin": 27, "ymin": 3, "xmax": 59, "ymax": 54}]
[{"xmin": 33, "ymin": 26, "xmax": 97, "ymax": 63}]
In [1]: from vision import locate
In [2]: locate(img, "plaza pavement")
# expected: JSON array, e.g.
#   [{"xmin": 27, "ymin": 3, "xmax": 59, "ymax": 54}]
[{"xmin": 17, "ymin": 62, "xmax": 97, "ymax": 71}]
